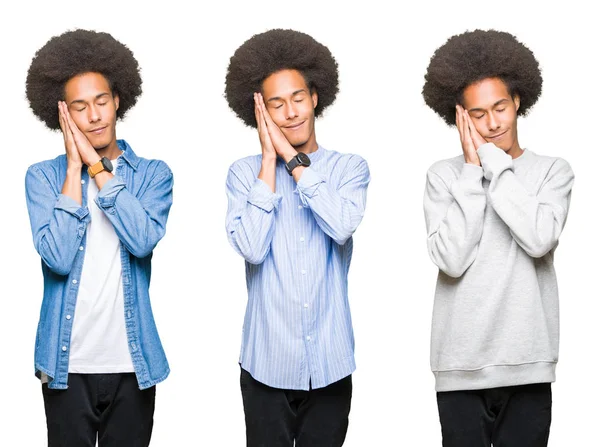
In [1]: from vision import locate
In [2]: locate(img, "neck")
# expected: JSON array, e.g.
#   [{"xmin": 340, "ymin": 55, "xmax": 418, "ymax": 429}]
[
  {"xmin": 294, "ymin": 132, "xmax": 319, "ymax": 155},
  {"xmin": 95, "ymin": 138, "xmax": 122, "ymax": 160},
  {"xmin": 506, "ymin": 138, "xmax": 523, "ymax": 159}
]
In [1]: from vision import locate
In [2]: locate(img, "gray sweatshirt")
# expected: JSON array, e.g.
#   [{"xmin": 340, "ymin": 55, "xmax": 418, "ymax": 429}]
[{"xmin": 424, "ymin": 143, "xmax": 574, "ymax": 392}]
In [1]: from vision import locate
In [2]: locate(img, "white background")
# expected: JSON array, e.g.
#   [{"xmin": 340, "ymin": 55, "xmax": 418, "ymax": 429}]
[{"xmin": 0, "ymin": 0, "xmax": 597, "ymax": 445}]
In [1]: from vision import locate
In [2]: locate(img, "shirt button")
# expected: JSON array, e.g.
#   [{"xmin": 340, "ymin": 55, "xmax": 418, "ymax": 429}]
[
  {"xmin": 61, "ymin": 346, "xmax": 67, "ymax": 352},
  {"xmin": 298, "ymin": 205, "xmax": 302, "ymax": 209},
  {"xmin": 81, "ymin": 179, "xmax": 85, "ymax": 184},
  {"xmin": 300, "ymin": 237, "xmax": 305, "ymax": 242},
  {"xmin": 303, "ymin": 303, "xmax": 309, "ymax": 308},
  {"xmin": 306, "ymin": 336, "xmax": 311, "ymax": 341},
  {"xmin": 66, "ymin": 315, "xmax": 71, "ymax": 320},
  {"xmin": 301, "ymin": 269, "xmax": 306, "ymax": 275},
  {"xmin": 79, "ymin": 246, "xmax": 84, "ymax": 251},
  {"xmin": 72, "ymin": 279, "xmax": 78, "ymax": 284}
]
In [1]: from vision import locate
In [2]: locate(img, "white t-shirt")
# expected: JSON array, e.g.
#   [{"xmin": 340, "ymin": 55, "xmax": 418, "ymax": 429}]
[{"xmin": 68, "ymin": 158, "xmax": 135, "ymax": 373}]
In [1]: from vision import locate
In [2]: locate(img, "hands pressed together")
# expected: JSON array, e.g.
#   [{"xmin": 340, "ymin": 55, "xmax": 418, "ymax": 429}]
[
  {"xmin": 456, "ymin": 105, "xmax": 486, "ymax": 166},
  {"xmin": 254, "ymin": 93, "xmax": 297, "ymax": 164},
  {"xmin": 58, "ymin": 101, "xmax": 102, "ymax": 169}
]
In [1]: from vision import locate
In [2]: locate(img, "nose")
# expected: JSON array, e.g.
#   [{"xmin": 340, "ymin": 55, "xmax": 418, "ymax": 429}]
[
  {"xmin": 487, "ymin": 113, "xmax": 501, "ymax": 131},
  {"xmin": 88, "ymin": 104, "xmax": 101, "ymax": 123},
  {"xmin": 285, "ymin": 102, "xmax": 299, "ymax": 120}
]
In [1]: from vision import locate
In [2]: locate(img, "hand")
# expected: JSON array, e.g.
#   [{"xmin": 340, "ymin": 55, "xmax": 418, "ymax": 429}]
[
  {"xmin": 59, "ymin": 101, "xmax": 100, "ymax": 167},
  {"xmin": 254, "ymin": 93, "xmax": 276, "ymax": 162},
  {"xmin": 58, "ymin": 101, "xmax": 82, "ymax": 170},
  {"xmin": 464, "ymin": 109, "xmax": 487, "ymax": 150},
  {"xmin": 456, "ymin": 105, "xmax": 481, "ymax": 166},
  {"xmin": 255, "ymin": 92, "xmax": 297, "ymax": 163}
]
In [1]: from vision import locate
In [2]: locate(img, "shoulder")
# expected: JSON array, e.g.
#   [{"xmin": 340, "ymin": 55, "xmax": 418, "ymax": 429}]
[
  {"xmin": 426, "ymin": 154, "xmax": 465, "ymax": 180},
  {"xmin": 26, "ymin": 155, "xmax": 66, "ymax": 184},
  {"xmin": 523, "ymin": 150, "xmax": 574, "ymax": 179},
  {"xmin": 228, "ymin": 154, "xmax": 263, "ymax": 176},
  {"xmin": 319, "ymin": 147, "xmax": 369, "ymax": 177}
]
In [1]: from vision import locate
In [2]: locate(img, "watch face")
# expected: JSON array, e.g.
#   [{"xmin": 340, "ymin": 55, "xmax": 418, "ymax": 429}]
[
  {"xmin": 101, "ymin": 157, "xmax": 113, "ymax": 172},
  {"xmin": 297, "ymin": 152, "xmax": 311, "ymax": 166}
]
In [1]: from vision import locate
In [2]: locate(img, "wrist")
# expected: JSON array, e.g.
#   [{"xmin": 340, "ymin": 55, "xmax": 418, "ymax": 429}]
[
  {"xmin": 281, "ymin": 150, "xmax": 298, "ymax": 164},
  {"xmin": 66, "ymin": 163, "xmax": 83, "ymax": 173},
  {"xmin": 261, "ymin": 154, "xmax": 277, "ymax": 165}
]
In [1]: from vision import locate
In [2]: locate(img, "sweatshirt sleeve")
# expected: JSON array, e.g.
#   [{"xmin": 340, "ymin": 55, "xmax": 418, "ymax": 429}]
[
  {"xmin": 424, "ymin": 163, "xmax": 487, "ymax": 278},
  {"xmin": 477, "ymin": 143, "xmax": 574, "ymax": 258}
]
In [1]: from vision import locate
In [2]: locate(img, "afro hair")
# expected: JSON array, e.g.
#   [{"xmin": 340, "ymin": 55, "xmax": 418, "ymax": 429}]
[
  {"xmin": 26, "ymin": 29, "xmax": 142, "ymax": 130},
  {"xmin": 225, "ymin": 29, "xmax": 339, "ymax": 128},
  {"xmin": 422, "ymin": 29, "xmax": 542, "ymax": 126}
]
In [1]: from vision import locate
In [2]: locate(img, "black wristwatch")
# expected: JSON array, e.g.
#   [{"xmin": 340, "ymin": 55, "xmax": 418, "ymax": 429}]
[{"xmin": 285, "ymin": 152, "xmax": 311, "ymax": 175}]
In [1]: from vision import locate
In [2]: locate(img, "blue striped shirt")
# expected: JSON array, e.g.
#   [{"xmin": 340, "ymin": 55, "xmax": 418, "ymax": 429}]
[{"xmin": 226, "ymin": 145, "xmax": 370, "ymax": 390}]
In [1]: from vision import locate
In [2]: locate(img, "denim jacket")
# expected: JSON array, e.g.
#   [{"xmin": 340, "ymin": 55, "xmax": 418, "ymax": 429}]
[{"xmin": 25, "ymin": 140, "xmax": 173, "ymax": 389}]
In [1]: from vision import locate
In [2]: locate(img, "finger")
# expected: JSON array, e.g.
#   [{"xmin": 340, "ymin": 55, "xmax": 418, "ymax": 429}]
[
  {"xmin": 462, "ymin": 110, "xmax": 474, "ymax": 147},
  {"xmin": 59, "ymin": 102, "xmax": 75, "ymax": 145},
  {"xmin": 58, "ymin": 103, "xmax": 67, "ymax": 139},
  {"xmin": 258, "ymin": 93, "xmax": 275, "ymax": 130},
  {"xmin": 254, "ymin": 94, "xmax": 267, "ymax": 137},
  {"xmin": 455, "ymin": 105, "xmax": 464, "ymax": 139}
]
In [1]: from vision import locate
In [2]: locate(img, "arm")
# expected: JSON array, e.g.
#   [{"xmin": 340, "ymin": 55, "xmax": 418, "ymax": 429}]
[
  {"xmin": 296, "ymin": 156, "xmax": 370, "ymax": 245},
  {"xmin": 477, "ymin": 143, "xmax": 574, "ymax": 258},
  {"xmin": 25, "ymin": 165, "xmax": 90, "ymax": 276},
  {"xmin": 95, "ymin": 161, "xmax": 173, "ymax": 258},
  {"xmin": 423, "ymin": 164, "xmax": 487, "ymax": 277},
  {"xmin": 225, "ymin": 162, "xmax": 282, "ymax": 264}
]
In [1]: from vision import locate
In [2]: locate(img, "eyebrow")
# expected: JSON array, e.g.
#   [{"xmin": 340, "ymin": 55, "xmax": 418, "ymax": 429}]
[
  {"xmin": 69, "ymin": 92, "xmax": 110, "ymax": 106},
  {"xmin": 468, "ymin": 98, "xmax": 509, "ymax": 112},
  {"xmin": 266, "ymin": 89, "xmax": 307, "ymax": 103}
]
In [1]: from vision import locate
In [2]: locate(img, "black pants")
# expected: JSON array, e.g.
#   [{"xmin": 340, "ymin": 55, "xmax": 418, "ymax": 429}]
[
  {"xmin": 240, "ymin": 368, "xmax": 352, "ymax": 447},
  {"xmin": 42, "ymin": 373, "xmax": 155, "ymax": 447},
  {"xmin": 437, "ymin": 382, "xmax": 552, "ymax": 447}
]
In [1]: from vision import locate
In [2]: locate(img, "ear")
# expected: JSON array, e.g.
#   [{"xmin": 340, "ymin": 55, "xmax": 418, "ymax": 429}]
[
  {"xmin": 114, "ymin": 94, "xmax": 120, "ymax": 111},
  {"xmin": 311, "ymin": 89, "xmax": 318, "ymax": 109},
  {"xmin": 513, "ymin": 94, "xmax": 520, "ymax": 112}
]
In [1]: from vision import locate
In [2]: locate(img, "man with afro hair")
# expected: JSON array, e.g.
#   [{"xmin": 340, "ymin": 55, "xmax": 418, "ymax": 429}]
[
  {"xmin": 422, "ymin": 29, "xmax": 574, "ymax": 446},
  {"xmin": 25, "ymin": 29, "xmax": 173, "ymax": 446},
  {"xmin": 225, "ymin": 29, "xmax": 370, "ymax": 446}
]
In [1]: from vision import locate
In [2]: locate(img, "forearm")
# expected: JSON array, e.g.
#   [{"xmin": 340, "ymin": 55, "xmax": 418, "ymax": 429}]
[
  {"xmin": 27, "ymin": 167, "xmax": 90, "ymax": 275},
  {"xmin": 61, "ymin": 167, "xmax": 83, "ymax": 205},
  {"xmin": 226, "ymin": 175, "xmax": 281, "ymax": 264},
  {"xmin": 96, "ymin": 173, "xmax": 172, "ymax": 258},
  {"xmin": 479, "ymin": 144, "xmax": 574, "ymax": 257},
  {"xmin": 258, "ymin": 157, "xmax": 276, "ymax": 193},
  {"xmin": 424, "ymin": 165, "xmax": 486, "ymax": 277},
  {"xmin": 296, "ymin": 160, "xmax": 369, "ymax": 245}
]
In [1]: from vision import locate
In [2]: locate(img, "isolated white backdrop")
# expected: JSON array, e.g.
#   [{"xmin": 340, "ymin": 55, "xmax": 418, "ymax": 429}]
[{"xmin": 0, "ymin": 0, "xmax": 596, "ymax": 445}]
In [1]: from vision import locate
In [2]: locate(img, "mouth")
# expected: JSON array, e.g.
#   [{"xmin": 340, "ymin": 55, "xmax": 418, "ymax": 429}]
[
  {"xmin": 88, "ymin": 126, "xmax": 107, "ymax": 135},
  {"xmin": 487, "ymin": 130, "xmax": 508, "ymax": 141},
  {"xmin": 283, "ymin": 121, "xmax": 305, "ymax": 131}
]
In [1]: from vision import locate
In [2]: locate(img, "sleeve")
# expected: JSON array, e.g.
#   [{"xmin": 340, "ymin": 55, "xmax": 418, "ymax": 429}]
[
  {"xmin": 295, "ymin": 155, "xmax": 370, "ymax": 245},
  {"xmin": 25, "ymin": 165, "xmax": 90, "ymax": 276},
  {"xmin": 477, "ymin": 143, "xmax": 574, "ymax": 258},
  {"xmin": 225, "ymin": 162, "xmax": 282, "ymax": 265},
  {"xmin": 423, "ymin": 163, "xmax": 487, "ymax": 278},
  {"xmin": 95, "ymin": 161, "xmax": 173, "ymax": 258}
]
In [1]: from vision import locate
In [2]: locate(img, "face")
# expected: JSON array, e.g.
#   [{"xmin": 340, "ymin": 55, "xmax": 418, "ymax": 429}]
[
  {"xmin": 64, "ymin": 72, "xmax": 119, "ymax": 150},
  {"xmin": 462, "ymin": 77, "xmax": 520, "ymax": 153},
  {"xmin": 261, "ymin": 69, "xmax": 318, "ymax": 150}
]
